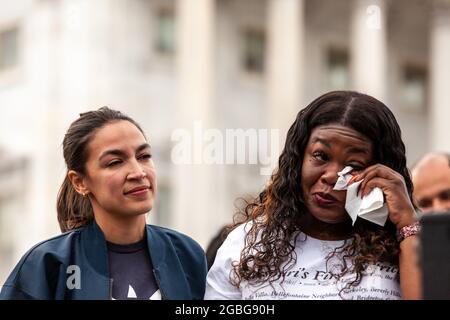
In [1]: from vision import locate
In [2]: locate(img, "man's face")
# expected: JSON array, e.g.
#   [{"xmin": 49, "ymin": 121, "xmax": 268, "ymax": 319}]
[{"xmin": 413, "ymin": 155, "xmax": 450, "ymax": 214}]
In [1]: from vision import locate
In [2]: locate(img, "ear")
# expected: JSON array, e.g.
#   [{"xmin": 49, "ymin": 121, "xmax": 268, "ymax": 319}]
[{"xmin": 68, "ymin": 170, "xmax": 90, "ymax": 196}]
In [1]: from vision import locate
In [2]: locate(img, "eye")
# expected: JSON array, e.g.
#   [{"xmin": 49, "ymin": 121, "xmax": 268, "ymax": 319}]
[
  {"xmin": 418, "ymin": 199, "xmax": 432, "ymax": 208},
  {"xmin": 439, "ymin": 189, "xmax": 450, "ymax": 201},
  {"xmin": 348, "ymin": 164, "xmax": 365, "ymax": 172},
  {"xmin": 312, "ymin": 151, "xmax": 328, "ymax": 162},
  {"xmin": 139, "ymin": 153, "xmax": 152, "ymax": 161},
  {"xmin": 107, "ymin": 159, "xmax": 122, "ymax": 167}
]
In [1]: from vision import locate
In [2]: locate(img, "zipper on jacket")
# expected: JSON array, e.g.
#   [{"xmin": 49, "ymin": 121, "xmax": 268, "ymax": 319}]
[
  {"xmin": 109, "ymin": 278, "xmax": 114, "ymax": 300},
  {"xmin": 153, "ymin": 269, "xmax": 166, "ymax": 300}
]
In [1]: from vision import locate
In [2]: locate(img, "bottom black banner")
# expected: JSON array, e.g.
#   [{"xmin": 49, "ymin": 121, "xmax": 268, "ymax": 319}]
[{"xmin": 0, "ymin": 300, "xmax": 433, "ymax": 319}]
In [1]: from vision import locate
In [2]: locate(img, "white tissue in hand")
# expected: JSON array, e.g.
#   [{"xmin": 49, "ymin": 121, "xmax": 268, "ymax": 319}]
[
  {"xmin": 333, "ymin": 166, "xmax": 388, "ymax": 226},
  {"xmin": 334, "ymin": 166, "xmax": 353, "ymax": 190}
]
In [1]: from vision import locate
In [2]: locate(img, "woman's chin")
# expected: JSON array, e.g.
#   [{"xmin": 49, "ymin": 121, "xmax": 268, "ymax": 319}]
[
  {"xmin": 308, "ymin": 206, "xmax": 349, "ymax": 224},
  {"xmin": 318, "ymin": 216, "xmax": 350, "ymax": 224},
  {"xmin": 124, "ymin": 203, "xmax": 154, "ymax": 216}
]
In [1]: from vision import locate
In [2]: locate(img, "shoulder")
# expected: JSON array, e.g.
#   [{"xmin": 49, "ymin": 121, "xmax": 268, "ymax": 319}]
[
  {"xmin": 14, "ymin": 228, "xmax": 82, "ymax": 267},
  {"xmin": 0, "ymin": 228, "xmax": 84, "ymax": 299},
  {"xmin": 147, "ymin": 224, "xmax": 204, "ymax": 255},
  {"xmin": 146, "ymin": 225, "xmax": 207, "ymax": 299},
  {"xmin": 204, "ymin": 224, "xmax": 249, "ymax": 300},
  {"xmin": 207, "ymin": 222, "xmax": 255, "ymax": 268},
  {"xmin": 209, "ymin": 223, "xmax": 250, "ymax": 277},
  {"xmin": 219, "ymin": 223, "xmax": 250, "ymax": 253},
  {"xmin": 146, "ymin": 225, "xmax": 206, "ymax": 273},
  {"xmin": 208, "ymin": 223, "xmax": 253, "ymax": 281}
]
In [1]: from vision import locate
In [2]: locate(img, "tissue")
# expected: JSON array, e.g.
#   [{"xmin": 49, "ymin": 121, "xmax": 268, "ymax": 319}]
[{"xmin": 333, "ymin": 166, "xmax": 388, "ymax": 226}]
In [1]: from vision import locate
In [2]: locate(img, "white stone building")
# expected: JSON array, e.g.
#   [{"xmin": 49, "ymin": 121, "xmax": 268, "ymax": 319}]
[{"xmin": 0, "ymin": 0, "xmax": 449, "ymax": 284}]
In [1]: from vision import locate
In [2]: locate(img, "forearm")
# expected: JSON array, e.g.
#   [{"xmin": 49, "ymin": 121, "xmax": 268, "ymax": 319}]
[{"xmin": 399, "ymin": 235, "xmax": 422, "ymax": 299}]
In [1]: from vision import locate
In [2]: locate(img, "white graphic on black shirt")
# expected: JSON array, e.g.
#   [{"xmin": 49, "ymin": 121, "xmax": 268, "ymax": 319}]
[
  {"xmin": 112, "ymin": 285, "xmax": 161, "ymax": 300},
  {"xmin": 127, "ymin": 285, "xmax": 137, "ymax": 298}
]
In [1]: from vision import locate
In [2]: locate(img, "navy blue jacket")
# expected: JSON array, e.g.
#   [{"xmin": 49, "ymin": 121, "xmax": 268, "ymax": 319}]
[{"xmin": 0, "ymin": 220, "xmax": 207, "ymax": 300}]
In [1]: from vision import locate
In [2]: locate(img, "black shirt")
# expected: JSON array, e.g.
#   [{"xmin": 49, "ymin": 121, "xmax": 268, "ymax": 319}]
[{"xmin": 107, "ymin": 238, "xmax": 159, "ymax": 300}]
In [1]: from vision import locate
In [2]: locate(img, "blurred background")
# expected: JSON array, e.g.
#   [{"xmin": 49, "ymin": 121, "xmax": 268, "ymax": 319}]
[{"xmin": 1, "ymin": 0, "xmax": 450, "ymax": 284}]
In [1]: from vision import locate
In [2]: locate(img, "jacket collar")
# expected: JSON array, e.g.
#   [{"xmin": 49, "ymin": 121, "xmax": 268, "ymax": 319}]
[
  {"xmin": 145, "ymin": 225, "xmax": 192, "ymax": 299},
  {"xmin": 81, "ymin": 219, "xmax": 110, "ymax": 277}
]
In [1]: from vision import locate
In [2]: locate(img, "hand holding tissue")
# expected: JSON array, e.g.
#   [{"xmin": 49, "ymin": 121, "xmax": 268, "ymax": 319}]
[{"xmin": 333, "ymin": 166, "xmax": 388, "ymax": 226}]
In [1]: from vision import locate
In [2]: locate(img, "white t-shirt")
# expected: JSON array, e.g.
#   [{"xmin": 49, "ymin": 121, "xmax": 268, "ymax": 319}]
[{"xmin": 205, "ymin": 223, "xmax": 401, "ymax": 300}]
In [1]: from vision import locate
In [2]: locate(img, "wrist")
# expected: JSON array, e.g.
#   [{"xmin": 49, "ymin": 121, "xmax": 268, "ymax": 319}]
[
  {"xmin": 395, "ymin": 207, "xmax": 418, "ymax": 230},
  {"xmin": 396, "ymin": 221, "xmax": 421, "ymax": 242}
]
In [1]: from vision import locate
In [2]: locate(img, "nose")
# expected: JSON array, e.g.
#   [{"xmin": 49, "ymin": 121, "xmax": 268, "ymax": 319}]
[
  {"xmin": 320, "ymin": 164, "xmax": 342, "ymax": 186},
  {"xmin": 127, "ymin": 160, "xmax": 147, "ymax": 180}
]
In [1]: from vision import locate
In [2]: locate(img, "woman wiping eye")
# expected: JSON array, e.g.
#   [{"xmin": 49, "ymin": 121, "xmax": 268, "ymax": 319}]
[{"xmin": 205, "ymin": 91, "xmax": 421, "ymax": 300}]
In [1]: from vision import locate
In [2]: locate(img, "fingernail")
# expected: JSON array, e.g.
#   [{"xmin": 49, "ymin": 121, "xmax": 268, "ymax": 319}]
[{"xmin": 347, "ymin": 175, "xmax": 358, "ymax": 186}]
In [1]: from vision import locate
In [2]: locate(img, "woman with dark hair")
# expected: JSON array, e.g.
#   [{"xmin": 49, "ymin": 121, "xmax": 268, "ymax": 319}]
[
  {"xmin": 205, "ymin": 91, "xmax": 421, "ymax": 300},
  {"xmin": 0, "ymin": 107, "xmax": 207, "ymax": 300}
]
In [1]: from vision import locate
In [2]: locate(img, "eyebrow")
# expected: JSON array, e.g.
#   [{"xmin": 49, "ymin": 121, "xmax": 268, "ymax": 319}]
[
  {"xmin": 312, "ymin": 138, "xmax": 331, "ymax": 148},
  {"xmin": 98, "ymin": 143, "xmax": 151, "ymax": 161},
  {"xmin": 347, "ymin": 146, "xmax": 370, "ymax": 155},
  {"xmin": 312, "ymin": 138, "xmax": 370, "ymax": 154}
]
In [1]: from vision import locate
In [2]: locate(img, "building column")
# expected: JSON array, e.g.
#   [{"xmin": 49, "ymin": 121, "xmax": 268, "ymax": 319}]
[
  {"xmin": 267, "ymin": 0, "xmax": 304, "ymax": 137},
  {"xmin": 430, "ymin": 0, "xmax": 450, "ymax": 151},
  {"xmin": 350, "ymin": 0, "xmax": 388, "ymax": 102},
  {"xmin": 173, "ymin": 0, "xmax": 215, "ymax": 246}
]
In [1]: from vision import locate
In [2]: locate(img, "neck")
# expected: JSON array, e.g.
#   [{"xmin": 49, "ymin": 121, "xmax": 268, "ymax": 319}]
[
  {"xmin": 94, "ymin": 211, "xmax": 146, "ymax": 245},
  {"xmin": 298, "ymin": 214, "xmax": 353, "ymax": 241}
]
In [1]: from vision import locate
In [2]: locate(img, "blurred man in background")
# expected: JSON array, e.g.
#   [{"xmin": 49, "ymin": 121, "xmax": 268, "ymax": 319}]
[{"xmin": 412, "ymin": 152, "xmax": 450, "ymax": 214}]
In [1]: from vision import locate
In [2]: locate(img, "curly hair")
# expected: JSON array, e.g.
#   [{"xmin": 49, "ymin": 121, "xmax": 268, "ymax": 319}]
[{"xmin": 231, "ymin": 91, "xmax": 415, "ymax": 295}]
